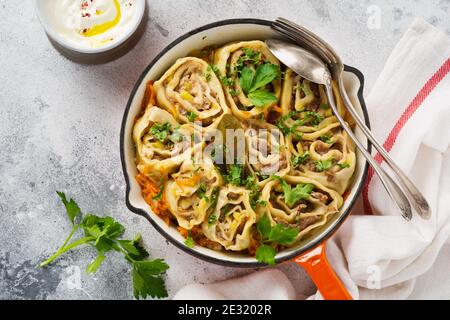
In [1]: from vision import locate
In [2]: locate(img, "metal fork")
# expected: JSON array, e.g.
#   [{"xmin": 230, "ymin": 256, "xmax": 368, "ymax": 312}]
[{"xmin": 272, "ymin": 18, "xmax": 431, "ymax": 220}]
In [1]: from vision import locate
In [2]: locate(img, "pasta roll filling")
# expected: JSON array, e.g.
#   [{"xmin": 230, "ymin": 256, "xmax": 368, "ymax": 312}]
[
  {"xmin": 243, "ymin": 120, "xmax": 290, "ymax": 184},
  {"xmin": 165, "ymin": 156, "xmax": 223, "ymax": 229},
  {"xmin": 260, "ymin": 176, "xmax": 342, "ymax": 240},
  {"xmin": 214, "ymin": 40, "xmax": 281, "ymax": 119},
  {"xmin": 202, "ymin": 186, "xmax": 256, "ymax": 251},
  {"xmin": 154, "ymin": 57, "xmax": 229, "ymax": 129},
  {"xmin": 133, "ymin": 106, "xmax": 197, "ymax": 180}
]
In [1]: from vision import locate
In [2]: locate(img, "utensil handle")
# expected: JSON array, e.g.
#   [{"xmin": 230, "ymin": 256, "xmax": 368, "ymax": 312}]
[
  {"xmin": 324, "ymin": 83, "xmax": 412, "ymax": 220},
  {"xmin": 337, "ymin": 79, "xmax": 431, "ymax": 219},
  {"xmin": 293, "ymin": 242, "xmax": 352, "ymax": 300}
]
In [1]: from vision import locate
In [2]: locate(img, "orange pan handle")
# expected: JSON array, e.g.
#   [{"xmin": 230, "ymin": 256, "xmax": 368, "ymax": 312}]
[{"xmin": 292, "ymin": 242, "xmax": 352, "ymax": 300}]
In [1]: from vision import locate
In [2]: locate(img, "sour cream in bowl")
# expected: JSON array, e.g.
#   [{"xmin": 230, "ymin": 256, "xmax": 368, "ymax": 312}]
[{"xmin": 34, "ymin": 0, "xmax": 146, "ymax": 55}]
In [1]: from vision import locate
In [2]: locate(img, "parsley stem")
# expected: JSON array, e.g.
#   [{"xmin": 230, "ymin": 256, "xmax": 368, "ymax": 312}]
[
  {"xmin": 113, "ymin": 240, "xmax": 137, "ymax": 263},
  {"xmin": 39, "ymin": 232, "xmax": 93, "ymax": 267}
]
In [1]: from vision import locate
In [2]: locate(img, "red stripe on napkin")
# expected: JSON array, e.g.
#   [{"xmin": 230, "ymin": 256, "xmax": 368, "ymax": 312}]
[{"xmin": 363, "ymin": 58, "xmax": 450, "ymax": 214}]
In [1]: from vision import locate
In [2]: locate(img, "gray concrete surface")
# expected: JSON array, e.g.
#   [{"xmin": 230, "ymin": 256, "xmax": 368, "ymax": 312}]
[{"xmin": 0, "ymin": 0, "xmax": 449, "ymax": 299}]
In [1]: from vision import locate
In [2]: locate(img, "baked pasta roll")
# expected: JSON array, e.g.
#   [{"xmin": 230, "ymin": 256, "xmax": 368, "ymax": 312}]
[
  {"xmin": 133, "ymin": 106, "xmax": 196, "ymax": 181},
  {"xmin": 277, "ymin": 69, "xmax": 346, "ymax": 140},
  {"xmin": 242, "ymin": 119, "xmax": 290, "ymax": 186},
  {"xmin": 202, "ymin": 185, "xmax": 256, "ymax": 251},
  {"xmin": 288, "ymin": 129, "xmax": 356, "ymax": 195},
  {"xmin": 165, "ymin": 156, "xmax": 223, "ymax": 229},
  {"xmin": 260, "ymin": 175, "xmax": 343, "ymax": 241},
  {"xmin": 214, "ymin": 40, "xmax": 281, "ymax": 120},
  {"xmin": 154, "ymin": 57, "xmax": 229, "ymax": 130}
]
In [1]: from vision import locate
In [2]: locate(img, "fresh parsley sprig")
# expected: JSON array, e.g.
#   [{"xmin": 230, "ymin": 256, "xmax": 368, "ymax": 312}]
[
  {"xmin": 239, "ymin": 62, "xmax": 280, "ymax": 108},
  {"xmin": 40, "ymin": 192, "xmax": 169, "ymax": 300},
  {"xmin": 255, "ymin": 214, "xmax": 299, "ymax": 265}
]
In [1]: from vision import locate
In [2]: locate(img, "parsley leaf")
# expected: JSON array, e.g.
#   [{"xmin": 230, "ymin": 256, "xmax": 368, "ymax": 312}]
[
  {"xmin": 56, "ymin": 191, "xmax": 81, "ymax": 225},
  {"xmin": 250, "ymin": 63, "xmax": 280, "ymax": 92},
  {"xmin": 255, "ymin": 213, "xmax": 300, "ymax": 264},
  {"xmin": 117, "ymin": 234, "xmax": 149, "ymax": 262},
  {"xmin": 184, "ymin": 236, "xmax": 195, "ymax": 248},
  {"xmin": 237, "ymin": 62, "xmax": 279, "ymax": 108},
  {"xmin": 272, "ymin": 176, "xmax": 314, "ymax": 207},
  {"xmin": 248, "ymin": 90, "xmax": 278, "ymax": 108},
  {"xmin": 132, "ymin": 259, "xmax": 169, "ymax": 299},
  {"xmin": 257, "ymin": 214, "xmax": 272, "ymax": 239},
  {"xmin": 292, "ymin": 151, "xmax": 310, "ymax": 168},
  {"xmin": 255, "ymin": 245, "xmax": 276, "ymax": 265},
  {"xmin": 268, "ymin": 224, "xmax": 299, "ymax": 245},
  {"xmin": 240, "ymin": 66, "xmax": 255, "ymax": 94},
  {"xmin": 315, "ymin": 159, "xmax": 333, "ymax": 172}
]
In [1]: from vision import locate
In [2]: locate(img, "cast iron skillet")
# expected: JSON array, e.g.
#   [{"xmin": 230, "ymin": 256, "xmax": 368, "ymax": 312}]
[{"xmin": 120, "ymin": 18, "xmax": 371, "ymax": 300}]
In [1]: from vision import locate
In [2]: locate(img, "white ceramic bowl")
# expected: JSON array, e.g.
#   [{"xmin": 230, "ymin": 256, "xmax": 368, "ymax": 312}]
[
  {"xmin": 34, "ymin": 0, "xmax": 146, "ymax": 57},
  {"xmin": 120, "ymin": 19, "xmax": 371, "ymax": 267}
]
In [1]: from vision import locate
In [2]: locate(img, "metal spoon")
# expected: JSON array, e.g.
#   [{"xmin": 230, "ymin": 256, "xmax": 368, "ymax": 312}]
[
  {"xmin": 272, "ymin": 18, "xmax": 431, "ymax": 220},
  {"xmin": 267, "ymin": 38, "xmax": 412, "ymax": 221}
]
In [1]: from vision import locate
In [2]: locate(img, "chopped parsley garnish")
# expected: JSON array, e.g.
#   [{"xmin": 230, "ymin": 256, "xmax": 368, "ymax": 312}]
[
  {"xmin": 184, "ymin": 236, "xmax": 195, "ymax": 248},
  {"xmin": 338, "ymin": 162, "xmax": 351, "ymax": 169},
  {"xmin": 187, "ymin": 112, "xmax": 198, "ymax": 122},
  {"xmin": 320, "ymin": 135, "xmax": 332, "ymax": 144},
  {"xmin": 235, "ymin": 48, "xmax": 261, "ymax": 72},
  {"xmin": 303, "ymin": 111, "xmax": 323, "ymax": 127},
  {"xmin": 40, "ymin": 192, "xmax": 169, "ymax": 299},
  {"xmin": 225, "ymin": 164, "xmax": 243, "ymax": 185},
  {"xmin": 276, "ymin": 111, "xmax": 323, "ymax": 137},
  {"xmin": 208, "ymin": 214, "xmax": 217, "ymax": 226},
  {"xmin": 150, "ymin": 123, "xmax": 172, "ymax": 143},
  {"xmin": 209, "ymin": 187, "xmax": 220, "ymax": 212},
  {"xmin": 220, "ymin": 76, "xmax": 233, "ymax": 87},
  {"xmin": 196, "ymin": 182, "xmax": 208, "ymax": 201},
  {"xmin": 315, "ymin": 159, "xmax": 334, "ymax": 172},
  {"xmin": 152, "ymin": 185, "xmax": 164, "ymax": 201},
  {"xmin": 205, "ymin": 65, "xmax": 212, "ymax": 81},
  {"xmin": 292, "ymin": 151, "xmax": 310, "ymax": 168}
]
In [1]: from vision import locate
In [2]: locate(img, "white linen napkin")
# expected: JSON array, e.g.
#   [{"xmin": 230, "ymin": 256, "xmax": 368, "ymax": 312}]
[{"xmin": 173, "ymin": 18, "xmax": 450, "ymax": 300}]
